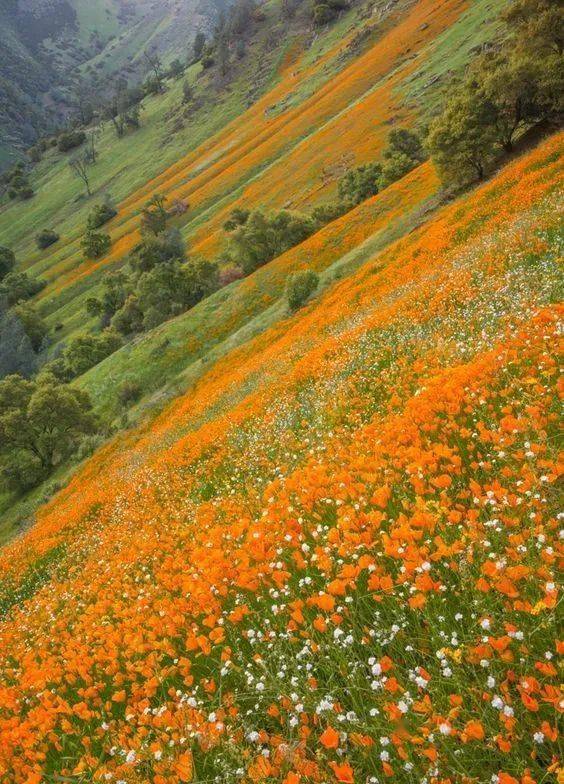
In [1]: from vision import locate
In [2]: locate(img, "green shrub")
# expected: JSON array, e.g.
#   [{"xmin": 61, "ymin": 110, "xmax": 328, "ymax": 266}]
[
  {"xmin": 338, "ymin": 163, "xmax": 382, "ymax": 205},
  {"xmin": 311, "ymin": 201, "xmax": 350, "ymax": 226},
  {"xmin": 81, "ymin": 230, "xmax": 111, "ymax": 260},
  {"xmin": 118, "ymin": 380, "xmax": 142, "ymax": 407},
  {"xmin": 286, "ymin": 269, "xmax": 319, "ymax": 311},
  {"xmin": 13, "ymin": 304, "xmax": 48, "ymax": 351},
  {"xmin": 0, "ymin": 374, "xmax": 97, "ymax": 491},
  {"xmin": 62, "ymin": 330, "xmax": 123, "ymax": 377},
  {"xmin": 228, "ymin": 210, "xmax": 316, "ymax": 275},
  {"xmin": 36, "ymin": 229, "xmax": 60, "ymax": 250},
  {"xmin": 0, "ymin": 272, "xmax": 45, "ymax": 306},
  {"xmin": 0, "ymin": 246, "xmax": 15, "ymax": 281},
  {"xmin": 57, "ymin": 130, "xmax": 86, "ymax": 152},
  {"xmin": 87, "ymin": 203, "xmax": 118, "ymax": 230}
]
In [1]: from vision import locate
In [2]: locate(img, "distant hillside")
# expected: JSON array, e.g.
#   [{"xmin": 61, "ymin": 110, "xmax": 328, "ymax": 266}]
[{"xmin": 0, "ymin": 0, "xmax": 227, "ymax": 167}]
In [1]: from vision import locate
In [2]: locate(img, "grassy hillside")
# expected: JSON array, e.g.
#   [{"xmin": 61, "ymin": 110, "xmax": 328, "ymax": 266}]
[
  {"xmin": 0, "ymin": 0, "xmax": 510, "ymax": 538},
  {"xmin": 0, "ymin": 130, "xmax": 561, "ymax": 783},
  {"xmin": 0, "ymin": 0, "xmax": 562, "ymax": 779},
  {"xmin": 0, "ymin": 0, "xmax": 223, "ymax": 165}
]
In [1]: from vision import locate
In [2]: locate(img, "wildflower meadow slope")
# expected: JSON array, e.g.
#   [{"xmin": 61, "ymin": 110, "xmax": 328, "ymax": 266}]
[{"xmin": 0, "ymin": 134, "xmax": 562, "ymax": 784}]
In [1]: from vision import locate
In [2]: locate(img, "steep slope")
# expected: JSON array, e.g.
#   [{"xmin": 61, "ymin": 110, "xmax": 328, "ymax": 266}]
[
  {"xmin": 0, "ymin": 0, "xmax": 225, "ymax": 165},
  {"xmin": 0, "ymin": 0, "xmax": 505, "ymax": 339},
  {"xmin": 0, "ymin": 132, "xmax": 561, "ymax": 784}
]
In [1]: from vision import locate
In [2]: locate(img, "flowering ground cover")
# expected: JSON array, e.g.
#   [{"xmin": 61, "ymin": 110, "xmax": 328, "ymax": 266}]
[{"xmin": 0, "ymin": 132, "xmax": 561, "ymax": 784}]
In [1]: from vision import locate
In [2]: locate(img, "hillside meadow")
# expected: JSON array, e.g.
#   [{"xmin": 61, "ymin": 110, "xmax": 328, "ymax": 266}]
[{"xmin": 0, "ymin": 131, "xmax": 561, "ymax": 784}]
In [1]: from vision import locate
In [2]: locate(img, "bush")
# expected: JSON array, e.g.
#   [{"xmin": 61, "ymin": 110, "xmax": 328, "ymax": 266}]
[
  {"xmin": 13, "ymin": 304, "xmax": 48, "ymax": 352},
  {"xmin": 311, "ymin": 201, "xmax": 350, "ymax": 226},
  {"xmin": 57, "ymin": 130, "xmax": 86, "ymax": 153},
  {"xmin": 0, "ymin": 272, "xmax": 45, "ymax": 306},
  {"xmin": 87, "ymin": 203, "xmax": 118, "ymax": 230},
  {"xmin": 0, "ymin": 246, "xmax": 16, "ymax": 281},
  {"xmin": 129, "ymin": 230, "xmax": 185, "ymax": 273},
  {"xmin": 36, "ymin": 229, "xmax": 60, "ymax": 250},
  {"xmin": 312, "ymin": 0, "xmax": 348, "ymax": 26},
  {"xmin": 118, "ymin": 380, "xmax": 142, "ymax": 407},
  {"xmin": 62, "ymin": 330, "xmax": 123, "ymax": 377},
  {"xmin": 81, "ymin": 230, "xmax": 112, "ymax": 260},
  {"xmin": 228, "ymin": 210, "xmax": 316, "ymax": 275},
  {"xmin": 0, "ymin": 448, "xmax": 46, "ymax": 493},
  {"xmin": 338, "ymin": 163, "xmax": 382, "ymax": 205},
  {"xmin": 286, "ymin": 269, "xmax": 319, "ymax": 311},
  {"xmin": 0, "ymin": 374, "xmax": 97, "ymax": 490}
]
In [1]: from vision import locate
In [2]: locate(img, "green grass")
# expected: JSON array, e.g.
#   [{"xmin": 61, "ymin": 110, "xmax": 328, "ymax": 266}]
[{"xmin": 400, "ymin": 0, "xmax": 507, "ymax": 119}]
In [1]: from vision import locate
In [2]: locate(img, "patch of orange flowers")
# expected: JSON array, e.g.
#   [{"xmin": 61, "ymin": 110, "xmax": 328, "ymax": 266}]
[{"xmin": 0, "ymin": 134, "xmax": 562, "ymax": 784}]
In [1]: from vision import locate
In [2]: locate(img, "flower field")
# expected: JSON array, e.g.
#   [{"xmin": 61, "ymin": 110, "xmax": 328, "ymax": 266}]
[{"xmin": 0, "ymin": 129, "xmax": 562, "ymax": 784}]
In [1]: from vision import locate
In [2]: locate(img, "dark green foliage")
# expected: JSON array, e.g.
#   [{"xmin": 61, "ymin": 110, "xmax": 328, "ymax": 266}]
[
  {"xmin": 427, "ymin": 89, "xmax": 498, "ymax": 183},
  {"xmin": 36, "ymin": 229, "xmax": 60, "ymax": 250},
  {"xmin": 168, "ymin": 59, "xmax": 186, "ymax": 79},
  {"xmin": 57, "ymin": 130, "xmax": 86, "ymax": 153},
  {"xmin": 12, "ymin": 304, "xmax": 48, "ymax": 352},
  {"xmin": 87, "ymin": 203, "xmax": 118, "ymax": 230},
  {"xmin": 311, "ymin": 201, "xmax": 350, "ymax": 226},
  {"xmin": 135, "ymin": 257, "xmax": 219, "ymax": 330},
  {"xmin": 81, "ymin": 230, "xmax": 111, "ymax": 260},
  {"xmin": 428, "ymin": 0, "xmax": 563, "ymax": 185},
  {"xmin": 380, "ymin": 128, "xmax": 426, "ymax": 186},
  {"xmin": 338, "ymin": 163, "xmax": 382, "ymax": 205},
  {"xmin": 0, "ymin": 272, "xmax": 45, "ymax": 306},
  {"xmin": 228, "ymin": 210, "xmax": 316, "ymax": 275},
  {"xmin": 61, "ymin": 331, "xmax": 123, "ymax": 378},
  {"xmin": 2, "ymin": 164, "xmax": 34, "ymax": 201},
  {"xmin": 286, "ymin": 269, "xmax": 319, "ymax": 310},
  {"xmin": 86, "ymin": 232, "xmax": 216, "ymax": 336},
  {"xmin": 223, "ymin": 208, "xmax": 250, "ymax": 231},
  {"xmin": 0, "ymin": 374, "xmax": 96, "ymax": 491},
  {"xmin": 129, "ymin": 230, "xmax": 185, "ymax": 273},
  {"xmin": 110, "ymin": 295, "xmax": 144, "ymax": 336},
  {"xmin": 140, "ymin": 193, "xmax": 169, "ymax": 236},
  {"xmin": 118, "ymin": 380, "xmax": 142, "ymax": 406},
  {"xmin": 192, "ymin": 32, "xmax": 207, "ymax": 63},
  {"xmin": 0, "ymin": 247, "xmax": 15, "ymax": 281},
  {"xmin": 312, "ymin": 0, "xmax": 348, "ymax": 26},
  {"xmin": 0, "ymin": 299, "xmax": 38, "ymax": 379},
  {"xmin": 85, "ymin": 271, "xmax": 131, "ymax": 327}
]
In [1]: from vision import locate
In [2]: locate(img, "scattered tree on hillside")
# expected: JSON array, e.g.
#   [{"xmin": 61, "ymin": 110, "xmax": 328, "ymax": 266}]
[
  {"xmin": 140, "ymin": 194, "xmax": 169, "ymax": 236},
  {"xmin": 312, "ymin": 0, "xmax": 348, "ymax": 27},
  {"xmin": 12, "ymin": 304, "xmax": 48, "ymax": 352},
  {"xmin": 60, "ymin": 331, "xmax": 123, "ymax": 378},
  {"xmin": 227, "ymin": 210, "xmax": 316, "ymax": 275},
  {"xmin": 69, "ymin": 154, "xmax": 93, "ymax": 196},
  {"xmin": 0, "ymin": 271, "xmax": 45, "ymax": 306},
  {"xmin": 192, "ymin": 32, "xmax": 207, "ymax": 64},
  {"xmin": 427, "ymin": 89, "xmax": 498, "ymax": 183},
  {"xmin": 0, "ymin": 299, "xmax": 39, "ymax": 380},
  {"xmin": 87, "ymin": 202, "xmax": 117, "ymax": 230},
  {"xmin": 428, "ymin": 0, "xmax": 563, "ymax": 184},
  {"xmin": 338, "ymin": 163, "xmax": 382, "ymax": 205},
  {"xmin": 144, "ymin": 49, "xmax": 165, "ymax": 94},
  {"xmin": 36, "ymin": 229, "xmax": 60, "ymax": 250},
  {"xmin": 0, "ymin": 374, "xmax": 97, "ymax": 491},
  {"xmin": 286, "ymin": 269, "xmax": 319, "ymax": 310},
  {"xmin": 58, "ymin": 130, "xmax": 86, "ymax": 153},
  {"xmin": 0, "ymin": 247, "xmax": 15, "ymax": 280},
  {"xmin": 81, "ymin": 230, "xmax": 111, "ymax": 260}
]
